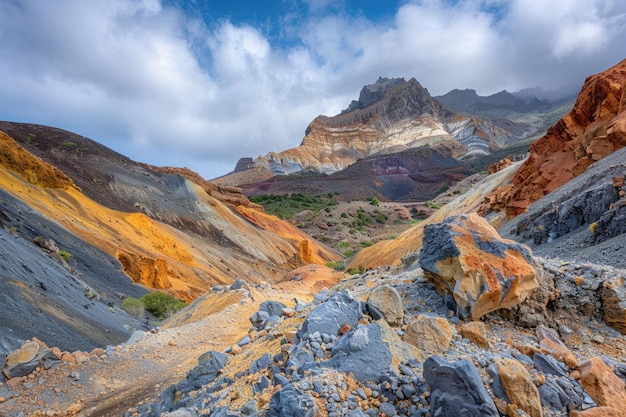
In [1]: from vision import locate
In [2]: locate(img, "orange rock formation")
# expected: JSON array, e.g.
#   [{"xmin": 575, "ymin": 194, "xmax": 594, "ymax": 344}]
[{"xmin": 481, "ymin": 59, "xmax": 626, "ymax": 219}]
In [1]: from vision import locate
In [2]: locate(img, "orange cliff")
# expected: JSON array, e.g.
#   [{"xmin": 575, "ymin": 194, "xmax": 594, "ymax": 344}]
[
  {"xmin": 480, "ymin": 58, "xmax": 626, "ymax": 219},
  {"xmin": 0, "ymin": 130, "xmax": 340, "ymax": 301}
]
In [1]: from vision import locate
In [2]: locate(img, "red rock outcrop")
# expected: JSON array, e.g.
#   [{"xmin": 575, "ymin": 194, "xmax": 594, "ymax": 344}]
[{"xmin": 480, "ymin": 59, "xmax": 626, "ymax": 218}]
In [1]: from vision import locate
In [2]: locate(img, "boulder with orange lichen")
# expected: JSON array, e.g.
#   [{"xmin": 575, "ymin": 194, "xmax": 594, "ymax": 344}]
[
  {"xmin": 419, "ymin": 213, "xmax": 538, "ymax": 320},
  {"xmin": 480, "ymin": 58, "xmax": 626, "ymax": 219}
]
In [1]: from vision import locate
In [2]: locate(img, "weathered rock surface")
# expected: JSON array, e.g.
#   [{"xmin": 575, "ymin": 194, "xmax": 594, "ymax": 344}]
[
  {"xmin": 577, "ymin": 357, "xmax": 626, "ymax": 415},
  {"xmin": 424, "ymin": 355, "xmax": 499, "ymax": 417},
  {"xmin": 366, "ymin": 285, "xmax": 404, "ymax": 327},
  {"xmin": 402, "ymin": 314, "xmax": 453, "ymax": 355},
  {"xmin": 419, "ymin": 213, "xmax": 538, "ymax": 319},
  {"xmin": 481, "ymin": 58, "xmax": 626, "ymax": 219},
  {"xmin": 495, "ymin": 357, "xmax": 543, "ymax": 417},
  {"xmin": 2, "ymin": 340, "xmax": 60, "ymax": 379},
  {"xmin": 458, "ymin": 321, "xmax": 490, "ymax": 348}
]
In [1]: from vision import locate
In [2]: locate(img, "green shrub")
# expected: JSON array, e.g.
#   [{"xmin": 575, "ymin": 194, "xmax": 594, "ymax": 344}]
[
  {"xmin": 121, "ymin": 296, "xmax": 145, "ymax": 317},
  {"xmin": 140, "ymin": 292, "xmax": 186, "ymax": 319},
  {"xmin": 248, "ymin": 193, "xmax": 338, "ymax": 219},
  {"xmin": 332, "ymin": 261, "xmax": 345, "ymax": 271},
  {"xmin": 369, "ymin": 197, "xmax": 379, "ymax": 206},
  {"xmin": 58, "ymin": 250, "xmax": 72, "ymax": 262},
  {"xmin": 343, "ymin": 249, "xmax": 353, "ymax": 257},
  {"xmin": 346, "ymin": 265, "xmax": 365, "ymax": 275},
  {"xmin": 426, "ymin": 201, "xmax": 442, "ymax": 210}
]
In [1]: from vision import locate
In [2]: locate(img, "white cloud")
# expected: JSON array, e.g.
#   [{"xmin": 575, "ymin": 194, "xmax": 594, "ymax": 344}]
[{"xmin": 0, "ymin": 0, "xmax": 625, "ymax": 179}]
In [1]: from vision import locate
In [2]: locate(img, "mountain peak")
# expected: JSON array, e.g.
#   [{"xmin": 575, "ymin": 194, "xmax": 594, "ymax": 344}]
[{"xmin": 340, "ymin": 77, "xmax": 407, "ymax": 114}]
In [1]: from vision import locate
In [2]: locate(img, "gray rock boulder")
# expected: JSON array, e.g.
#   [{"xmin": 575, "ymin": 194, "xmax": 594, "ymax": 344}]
[
  {"xmin": 297, "ymin": 290, "xmax": 362, "ymax": 341},
  {"xmin": 268, "ymin": 384, "xmax": 319, "ymax": 417},
  {"xmin": 424, "ymin": 355, "xmax": 499, "ymax": 417},
  {"xmin": 322, "ymin": 322, "xmax": 392, "ymax": 383}
]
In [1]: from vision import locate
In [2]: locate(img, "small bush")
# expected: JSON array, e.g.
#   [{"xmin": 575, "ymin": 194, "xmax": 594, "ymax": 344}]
[
  {"xmin": 140, "ymin": 292, "xmax": 186, "ymax": 319},
  {"xmin": 343, "ymin": 249, "xmax": 353, "ymax": 257},
  {"xmin": 121, "ymin": 296, "xmax": 145, "ymax": 317},
  {"xmin": 58, "ymin": 250, "xmax": 72, "ymax": 262},
  {"xmin": 369, "ymin": 197, "xmax": 379, "ymax": 206},
  {"xmin": 332, "ymin": 261, "xmax": 345, "ymax": 271},
  {"xmin": 346, "ymin": 265, "xmax": 365, "ymax": 275}
]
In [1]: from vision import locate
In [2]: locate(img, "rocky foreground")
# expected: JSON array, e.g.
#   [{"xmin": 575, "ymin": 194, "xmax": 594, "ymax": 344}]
[{"xmin": 4, "ymin": 215, "xmax": 626, "ymax": 417}]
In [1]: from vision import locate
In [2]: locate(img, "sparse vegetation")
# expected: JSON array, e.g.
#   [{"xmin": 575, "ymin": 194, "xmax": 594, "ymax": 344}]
[
  {"xmin": 121, "ymin": 296, "xmax": 145, "ymax": 317},
  {"xmin": 369, "ymin": 197, "xmax": 379, "ymax": 206},
  {"xmin": 58, "ymin": 250, "xmax": 72, "ymax": 262},
  {"xmin": 140, "ymin": 292, "xmax": 186, "ymax": 319},
  {"xmin": 9, "ymin": 225, "xmax": 17, "ymax": 235},
  {"xmin": 346, "ymin": 265, "xmax": 365, "ymax": 275},
  {"xmin": 63, "ymin": 141, "xmax": 77, "ymax": 149},
  {"xmin": 589, "ymin": 222, "xmax": 598, "ymax": 233},
  {"xmin": 248, "ymin": 193, "xmax": 338, "ymax": 219},
  {"xmin": 426, "ymin": 201, "xmax": 442, "ymax": 210}
]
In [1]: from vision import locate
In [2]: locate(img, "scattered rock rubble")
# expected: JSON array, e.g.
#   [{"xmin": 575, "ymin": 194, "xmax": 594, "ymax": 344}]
[
  {"xmin": 3, "ymin": 216, "xmax": 626, "ymax": 417},
  {"xmin": 121, "ymin": 261, "xmax": 626, "ymax": 417}
]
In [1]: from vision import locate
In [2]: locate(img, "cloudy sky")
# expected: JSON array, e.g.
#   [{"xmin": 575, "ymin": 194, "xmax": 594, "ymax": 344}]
[{"xmin": 0, "ymin": 0, "xmax": 625, "ymax": 179}]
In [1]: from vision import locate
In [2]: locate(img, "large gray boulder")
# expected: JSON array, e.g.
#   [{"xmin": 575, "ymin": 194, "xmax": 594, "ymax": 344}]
[{"xmin": 297, "ymin": 290, "xmax": 362, "ymax": 341}]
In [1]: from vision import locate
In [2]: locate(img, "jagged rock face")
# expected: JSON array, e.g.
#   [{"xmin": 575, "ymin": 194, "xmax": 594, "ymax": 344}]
[
  {"xmin": 481, "ymin": 58, "xmax": 626, "ymax": 219},
  {"xmin": 245, "ymin": 78, "xmax": 520, "ymax": 176},
  {"xmin": 419, "ymin": 213, "xmax": 538, "ymax": 319}
]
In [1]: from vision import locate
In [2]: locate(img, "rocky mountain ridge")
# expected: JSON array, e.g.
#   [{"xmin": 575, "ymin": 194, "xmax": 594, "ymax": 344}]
[
  {"xmin": 435, "ymin": 88, "xmax": 574, "ymax": 118},
  {"xmin": 227, "ymin": 77, "xmax": 555, "ymax": 181}
]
